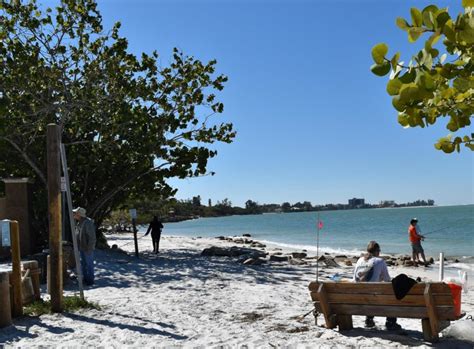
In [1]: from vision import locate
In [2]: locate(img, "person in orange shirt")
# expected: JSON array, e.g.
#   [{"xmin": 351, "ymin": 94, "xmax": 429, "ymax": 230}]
[{"xmin": 408, "ymin": 218, "xmax": 427, "ymax": 266}]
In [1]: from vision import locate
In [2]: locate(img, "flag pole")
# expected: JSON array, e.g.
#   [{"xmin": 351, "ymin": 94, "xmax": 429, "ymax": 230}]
[{"xmin": 316, "ymin": 212, "xmax": 320, "ymax": 282}]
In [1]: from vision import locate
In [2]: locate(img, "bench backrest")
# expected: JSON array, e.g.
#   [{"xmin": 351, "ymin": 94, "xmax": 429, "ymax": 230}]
[{"xmin": 309, "ymin": 281, "xmax": 457, "ymax": 320}]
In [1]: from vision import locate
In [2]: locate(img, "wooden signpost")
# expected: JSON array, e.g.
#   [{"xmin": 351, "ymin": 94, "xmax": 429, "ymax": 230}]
[{"xmin": 130, "ymin": 209, "xmax": 139, "ymax": 258}]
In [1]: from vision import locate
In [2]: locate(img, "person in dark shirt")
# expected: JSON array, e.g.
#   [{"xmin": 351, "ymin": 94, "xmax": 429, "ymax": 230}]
[{"xmin": 144, "ymin": 216, "xmax": 164, "ymax": 253}]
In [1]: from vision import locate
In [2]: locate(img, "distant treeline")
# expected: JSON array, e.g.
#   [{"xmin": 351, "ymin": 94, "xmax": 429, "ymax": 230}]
[{"xmin": 107, "ymin": 196, "xmax": 435, "ymax": 226}]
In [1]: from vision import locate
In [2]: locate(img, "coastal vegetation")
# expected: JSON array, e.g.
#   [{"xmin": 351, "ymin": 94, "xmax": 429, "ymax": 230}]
[
  {"xmin": 109, "ymin": 196, "xmax": 436, "ymax": 225},
  {"xmin": 371, "ymin": 1, "xmax": 474, "ymax": 153},
  {"xmin": 0, "ymin": 0, "xmax": 235, "ymax": 244}
]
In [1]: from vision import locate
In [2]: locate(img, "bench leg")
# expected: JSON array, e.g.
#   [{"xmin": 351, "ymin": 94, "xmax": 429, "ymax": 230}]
[
  {"xmin": 422, "ymin": 319, "xmax": 439, "ymax": 342},
  {"xmin": 337, "ymin": 315, "xmax": 353, "ymax": 331}
]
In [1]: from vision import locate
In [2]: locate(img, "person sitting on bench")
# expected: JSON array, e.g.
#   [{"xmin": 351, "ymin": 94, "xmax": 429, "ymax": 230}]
[{"xmin": 353, "ymin": 240, "xmax": 402, "ymax": 330}]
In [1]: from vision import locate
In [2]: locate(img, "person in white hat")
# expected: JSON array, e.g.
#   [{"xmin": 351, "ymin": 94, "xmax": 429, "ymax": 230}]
[{"xmin": 72, "ymin": 207, "xmax": 96, "ymax": 285}]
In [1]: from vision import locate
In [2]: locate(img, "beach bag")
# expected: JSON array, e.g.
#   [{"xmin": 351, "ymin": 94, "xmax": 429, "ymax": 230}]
[{"xmin": 355, "ymin": 257, "xmax": 375, "ymax": 282}]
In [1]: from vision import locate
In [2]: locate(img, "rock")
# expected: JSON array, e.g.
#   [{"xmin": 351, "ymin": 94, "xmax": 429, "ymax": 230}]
[
  {"xmin": 385, "ymin": 260, "xmax": 394, "ymax": 266},
  {"xmin": 270, "ymin": 251, "xmax": 283, "ymax": 256},
  {"xmin": 454, "ymin": 259, "xmax": 460, "ymax": 263},
  {"xmin": 270, "ymin": 255, "xmax": 289, "ymax": 262},
  {"xmin": 322, "ymin": 258, "xmax": 340, "ymax": 267},
  {"xmin": 216, "ymin": 236, "xmax": 226, "ymax": 240},
  {"xmin": 289, "ymin": 258, "xmax": 307, "ymax": 265},
  {"xmin": 243, "ymin": 234, "xmax": 251, "ymax": 237},
  {"xmin": 201, "ymin": 246, "xmax": 266, "ymax": 258},
  {"xmin": 344, "ymin": 260, "xmax": 352, "ymax": 266},
  {"xmin": 404, "ymin": 260, "xmax": 416, "ymax": 266},
  {"xmin": 242, "ymin": 257, "xmax": 266, "ymax": 266},
  {"xmin": 291, "ymin": 252, "xmax": 307, "ymax": 259},
  {"xmin": 335, "ymin": 255, "xmax": 347, "ymax": 259}
]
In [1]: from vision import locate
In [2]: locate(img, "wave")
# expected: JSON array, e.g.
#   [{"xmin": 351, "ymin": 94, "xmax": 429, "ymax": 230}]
[{"xmin": 259, "ymin": 239, "xmax": 364, "ymax": 257}]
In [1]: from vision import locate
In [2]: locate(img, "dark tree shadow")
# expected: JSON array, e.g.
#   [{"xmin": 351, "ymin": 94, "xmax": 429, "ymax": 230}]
[
  {"xmin": 62, "ymin": 313, "xmax": 187, "ymax": 340},
  {"xmin": 0, "ymin": 315, "xmax": 74, "ymax": 343}
]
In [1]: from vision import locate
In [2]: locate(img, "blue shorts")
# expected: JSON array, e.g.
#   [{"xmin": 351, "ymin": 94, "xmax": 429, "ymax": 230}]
[{"xmin": 411, "ymin": 242, "xmax": 424, "ymax": 254}]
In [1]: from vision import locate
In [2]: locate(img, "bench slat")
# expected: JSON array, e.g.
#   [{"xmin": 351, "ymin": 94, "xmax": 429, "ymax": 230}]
[
  {"xmin": 308, "ymin": 282, "xmax": 451, "ymax": 295},
  {"xmin": 310, "ymin": 292, "xmax": 454, "ymax": 306},
  {"xmin": 312, "ymin": 303, "xmax": 457, "ymax": 320}
]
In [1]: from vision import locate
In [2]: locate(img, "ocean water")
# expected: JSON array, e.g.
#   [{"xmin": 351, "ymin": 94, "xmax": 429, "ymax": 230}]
[{"xmin": 163, "ymin": 205, "xmax": 474, "ymax": 258}]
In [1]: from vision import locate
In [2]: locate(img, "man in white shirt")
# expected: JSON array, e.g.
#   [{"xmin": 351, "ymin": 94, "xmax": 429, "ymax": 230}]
[{"xmin": 353, "ymin": 241, "xmax": 402, "ymax": 330}]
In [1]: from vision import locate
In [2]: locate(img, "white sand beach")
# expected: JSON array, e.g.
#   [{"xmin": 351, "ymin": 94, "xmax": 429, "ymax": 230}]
[{"xmin": 1, "ymin": 233, "xmax": 473, "ymax": 348}]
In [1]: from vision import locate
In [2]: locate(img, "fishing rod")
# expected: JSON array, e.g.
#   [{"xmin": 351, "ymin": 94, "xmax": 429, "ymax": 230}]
[{"xmin": 421, "ymin": 226, "xmax": 452, "ymax": 236}]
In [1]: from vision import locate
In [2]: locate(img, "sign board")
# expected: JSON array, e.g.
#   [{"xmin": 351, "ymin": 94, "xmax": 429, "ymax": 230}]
[
  {"xmin": 60, "ymin": 177, "xmax": 67, "ymax": 192},
  {"xmin": 1, "ymin": 220, "xmax": 11, "ymax": 247},
  {"xmin": 129, "ymin": 209, "xmax": 137, "ymax": 220}
]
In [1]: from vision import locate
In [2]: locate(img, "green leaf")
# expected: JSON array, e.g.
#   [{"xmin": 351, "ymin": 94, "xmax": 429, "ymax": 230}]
[
  {"xmin": 419, "ymin": 74, "xmax": 436, "ymax": 91},
  {"xmin": 410, "ymin": 8, "xmax": 423, "ymax": 27},
  {"xmin": 371, "ymin": 43, "xmax": 388, "ymax": 64},
  {"xmin": 399, "ymin": 69, "xmax": 416, "ymax": 83},
  {"xmin": 387, "ymin": 78, "xmax": 403, "ymax": 95},
  {"xmin": 436, "ymin": 11, "xmax": 451, "ymax": 28},
  {"xmin": 422, "ymin": 5, "xmax": 438, "ymax": 29},
  {"xmin": 392, "ymin": 96, "xmax": 406, "ymax": 112},
  {"xmin": 462, "ymin": 0, "xmax": 474, "ymax": 8},
  {"xmin": 370, "ymin": 62, "xmax": 391, "ymax": 76},
  {"xmin": 399, "ymin": 83, "xmax": 420, "ymax": 101},
  {"xmin": 453, "ymin": 77, "xmax": 470, "ymax": 92},
  {"xmin": 396, "ymin": 17, "xmax": 410, "ymax": 30},
  {"xmin": 390, "ymin": 52, "xmax": 400, "ymax": 70},
  {"xmin": 408, "ymin": 27, "xmax": 424, "ymax": 42}
]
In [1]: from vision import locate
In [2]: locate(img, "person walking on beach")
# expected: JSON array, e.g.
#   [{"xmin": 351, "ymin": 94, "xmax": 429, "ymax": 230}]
[
  {"xmin": 408, "ymin": 218, "xmax": 427, "ymax": 266},
  {"xmin": 353, "ymin": 241, "xmax": 402, "ymax": 330},
  {"xmin": 144, "ymin": 216, "xmax": 164, "ymax": 253},
  {"xmin": 73, "ymin": 207, "xmax": 96, "ymax": 286}
]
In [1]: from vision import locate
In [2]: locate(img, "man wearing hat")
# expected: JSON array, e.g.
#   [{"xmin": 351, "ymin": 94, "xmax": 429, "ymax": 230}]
[
  {"xmin": 73, "ymin": 207, "xmax": 96, "ymax": 286},
  {"xmin": 408, "ymin": 218, "xmax": 427, "ymax": 266}
]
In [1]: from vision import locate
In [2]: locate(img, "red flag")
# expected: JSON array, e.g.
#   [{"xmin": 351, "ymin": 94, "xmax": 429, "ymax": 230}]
[{"xmin": 318, "ymin": 220, "xmax": 323, "ymax": 230}]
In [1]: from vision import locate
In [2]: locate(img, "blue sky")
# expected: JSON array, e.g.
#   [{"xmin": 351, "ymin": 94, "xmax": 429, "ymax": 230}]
[{"xmin": 50, "ymin": 0, "xmax": 474, "ymax": 206}]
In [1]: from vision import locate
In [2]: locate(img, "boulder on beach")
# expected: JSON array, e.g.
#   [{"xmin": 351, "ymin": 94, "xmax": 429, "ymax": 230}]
[
  {"xmin": 270, "ymin": 255, "xmax": 289, "ymax": 262},
  {"xmin": 242, "ymin": 257, "xmax": 266, "ymax": 266},
  {"xmin": 201, "ymin": 246, "xmax": 267, "ymax": 259},
  {"xmin": 291, "ymin": 252, "xmax": 307, "ymax": 259},
  {"xmin": 289, "ymin": 258, "xmax": 307, "ymax": 266}
]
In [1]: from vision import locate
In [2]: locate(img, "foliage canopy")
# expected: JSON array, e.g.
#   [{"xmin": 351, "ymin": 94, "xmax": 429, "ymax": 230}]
[
  {"xmin": 371, "ymin": 1, "xmax": 473, "ymax": 153},
  {"xmin": 0, "ymin": 0, "xmax": 235, "ymax": 236}
]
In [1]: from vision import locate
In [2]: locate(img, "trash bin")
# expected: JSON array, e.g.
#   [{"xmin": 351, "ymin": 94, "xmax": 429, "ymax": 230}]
[{"xmin": 447, "ymin": 282, "xmax": 462, "ymax": 317}]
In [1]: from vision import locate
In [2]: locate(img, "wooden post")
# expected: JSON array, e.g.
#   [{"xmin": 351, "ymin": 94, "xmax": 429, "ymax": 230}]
[
  {"xmin": 10, "ymin": 220, "xmax": 22, "ymax": 317},
  {"xmin": 23, "ymin": 261, "xmax": 41, "ymax": 301},
  {"xmin": 47, "ymin": 124, "xmax": 63, "ymax": 312},
  {"xmin": 439, "ymin": 252, "xmax": 444, "ymax": 281},
  {"xmin": 0, "ymin": 271, "xmax": 12, "ymax": 327},
  {"xmin": 132, "ymin": 218, "xmax": 139, "ymax": 258}
]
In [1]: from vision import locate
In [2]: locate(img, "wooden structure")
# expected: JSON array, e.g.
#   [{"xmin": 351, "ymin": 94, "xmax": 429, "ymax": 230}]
[
  {"xmin": 308, "ymin": 281, "xmax": 464, "ymax": 342},
  {"xmin": 0, "ymin": 271, "xmax": 12, "ymax": 327},
  {"xmin": 47, "ymin": 124, "xmax": 63, "ymax": 312}
]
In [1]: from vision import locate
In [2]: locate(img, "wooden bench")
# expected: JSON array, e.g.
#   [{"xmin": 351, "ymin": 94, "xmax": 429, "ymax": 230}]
[{"xmin": 308, "ymin": 281, "xmax": 464, "ymax": 342}]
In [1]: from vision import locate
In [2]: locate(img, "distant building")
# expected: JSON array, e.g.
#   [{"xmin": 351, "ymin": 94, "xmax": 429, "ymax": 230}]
[
  {"xmin": 379, "ymin": 200, "xmax": 395, "ymax": 207},
  {"xmin": 348, "ymin": 198, "xmax": 365, "ymax": 208}
]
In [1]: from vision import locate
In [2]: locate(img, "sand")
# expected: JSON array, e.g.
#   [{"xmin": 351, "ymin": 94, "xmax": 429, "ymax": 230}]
[{"xmin": 0, "ymin": 232, "xmax": 473, "ymax": 348}]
